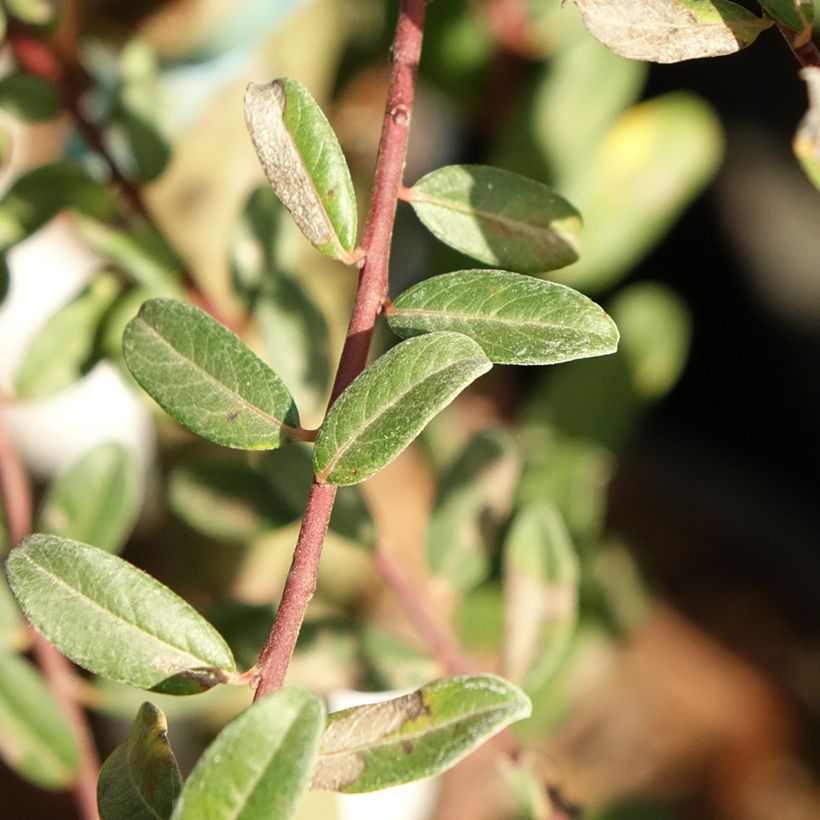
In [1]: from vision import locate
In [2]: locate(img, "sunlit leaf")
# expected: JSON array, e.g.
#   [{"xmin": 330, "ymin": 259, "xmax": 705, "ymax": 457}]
[
  {"xmin": 314, "ymin": 333, "xmax": 491, "ymax": 486},
  {"xmin": 38, "ymin": 442, "xmax": 140, "ymax": 555},
  {"xmin": 794, "ymin": 67, "xmax": 820, "ymax": 191},
  {"xmin": 6, "ymin": 535, "xmax": 237, "ymax": 694},
  {"xmin": 407, "ymin": 165, "xmax": 580, "ymax": 273},
  {"xmin": 97, "ymin": 702, "xmax": 182, "ymax": 820},
  {"xmin": 388, "ymin": 269, "xmax": 618, "ymax": 365},
  {"xmin": 0, "ymin": 71, "xmax": 61, "ymax": 122},
  {"xmin": 4, "ymin": 0, "xmax": 58, "ymax": 26},
  {"xmin": 171, "ymin": 688, "xmax": 324, "ymax": 820},
  {"xmin": 0, "ymin": 651, "xmax": 79, "ymax": 789},
  {"xmin": 14, "ymin": 272, "xmax": 120, "ymax": 399},
  {"xmin": 244, "ymin": 78, "xmax": 357, "ymax": 260},
  {"xmin": 312, "ymin": 674, "xmax": 531, "ymax": 793},
  {"xmin": 503, "ymin": 503, "xmax": 578, "ymax": 691},
  {"xmin": 123, "ymin": 298, "xmax": 303, "ymax": 450},
  {"xmin": 574, "ymin": 0, "xmax": 770, "ymax": 63}
]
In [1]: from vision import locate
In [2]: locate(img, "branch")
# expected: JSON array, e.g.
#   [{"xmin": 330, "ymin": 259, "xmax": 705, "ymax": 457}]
[
  {"xmin": 253, "ymin": 0, "xmax": 429, "ymax": 699},
  {"xmin": 0, "ymin": 399, "xmax": 101, "ymax": 820}
]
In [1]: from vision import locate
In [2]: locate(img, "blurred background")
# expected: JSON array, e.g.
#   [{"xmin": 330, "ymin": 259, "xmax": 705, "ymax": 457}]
[{"xmin": 1, "ymin": 1, "xmax": 819, "ymax": 818}]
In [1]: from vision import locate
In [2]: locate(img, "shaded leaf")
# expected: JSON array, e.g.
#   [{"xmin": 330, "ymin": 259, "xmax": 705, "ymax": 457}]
[
  {"xmin": 794, "ymin": 67, "xmax": 820, "ymax": 191},
  {"xmin": 314, "ymin": 333, "xmax": 491, "ymax": 486},
  {"xmin": 244, "ymin": 78, "xmax": 357, "ymax": 260},
  {"xmin": 428, "ymin": 429, "xmax": 520, "ymax": 591},
  {"xmin": 171, "ymin": 688, "xmax": 324, "ymax": 820},
  {"xmin": 312, "ymin": 674, "xmax": 531, "ymax": 793},
  {"xmin": 14, "ymin": 272, "xmax": 120, "ymax": 399},
  {"xmin": 503, "ymin": 503, "xmax": 579, "ymax": 691},
  {"xmin": 758, "ymin": 0, "xmax": 813, "ymax": 31},
  {"xmin": 6, "ymin": 535, "xmax": 237, "ymax": 694},
  {"xmin": 0, "ymin": 575, "xmax": 25, "ymax": 651},
  {"xmin": 38, "ymin": 442, "xmax": 141, "ymax": 555},
  {"xmin": 97, "ymin": 702, "xmax": 182, "ymax": 820},
  {"xmin": 574, "ymin": 0, "xmax": 770, "ymax": 63},
  {"xmin": 407, "ymin": 165, "xmax": 580, "ymax": 273},
  {"xmin": 123, "ymin": 298, "xmax": 303, "ymax": 450},
  {"xmin": 0, "ymin": 71, "xmax": 61, "ymax": 122},
  {"xmin": 360, "ymin": 627, "xmax": 439, "ymax": 691},
  {"xmin": 388, "ymin": 269, "xmax": 618, "ymax": 366},
  {"xmin": 0, "ymin": 650, "xmax": 79, "ymax": 789}
]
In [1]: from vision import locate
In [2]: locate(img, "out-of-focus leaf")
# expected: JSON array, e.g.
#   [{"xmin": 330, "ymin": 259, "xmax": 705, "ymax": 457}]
[
  {"xmin": 97, "ymin": 702, "xmax": 182, "ymax": 820},
  {"xmin": 14, "ymin": 272, "xmax": 120, "ymax": 399},
  {"xmin": 500, "ymin": 758, "xmax": 552, "ymax": 820},
  {"xmin": 0, "ymin": 650, "xmax": 79, "ymax": 789},
  {"xmin": 38, "ymin": 442, "xmax": 140, "ymax": 555},
  {"xmin": 428, "ymin": 429, "xmax": 520, "ymax": 591},
  {"xmin": 574, "ymin": 0, "xmax": 770, "ymax": 63},
  {"xmin": 503, "ymin": 503, "xmax": 578, "ymax": 692},
  {"xmin": 6, "ymin": 535, "xmax": 237, "ymax": 694},
  {"xmin": 360, "ymin": 627, "xmax": 438, "ymax": 691},
  {"xmin": 794, "ymin": 67, "xmax": 820, "ymax": 191},
  {"xmin": 458, "ymin": 583, "xmax": 504, "ymax": 651},
  {"xmin": 315, "ymin": 333, "xmax": 491, "ymax": 486},
  {"xmin": 556, "ymin": 93, "xmax": 722, "ymax": 292},
  {"xmin": 0, "ymin": 71, "xmax": 61, "ymax": 122},
  {"xmin": 0, "ymin": 576, "xmax": 25, "ymax": 651},
  {"xmin": 407, "ymin": 165, "xmax": 581, "ymax": 273},
  {"xmin": 171, "ymin": 688, "xmax": 324, "ymax": 820},
  {"xmin": 312, "ymin": 674, "xmax": 531, "ymax": 793},
  {"xmin": 0, "ymin": 162, "xmax": 116, "ymax": 250},
  {"xmin": 168, "ymin": 459, "xmax": 296, "ymax": 542},
  {"xmin": 758, "ymin": 0, "xmax": 813, "ymax": 31},
  {"xmin": 244, "ymin": 78, "xmax": 357, "ymax": 261},
  {"xmin": 388, "ymin": 269, "xmax": 618, "ymax": 366},
  {"xmin": 4, "ymin": 0, "xmax": 58, "ymax": 26},
  {"xmin": 123, "ymin": 298, "xmax": 304, "ymax": 450}
]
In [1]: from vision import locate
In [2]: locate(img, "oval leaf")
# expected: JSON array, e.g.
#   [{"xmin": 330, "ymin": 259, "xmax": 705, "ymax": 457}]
[
  {"xmin": 0, "ymin": 71, "xmax": 61, "ymax": 122},
  {"xmin": 97, "ymin": 702, "xmax": 182, "ymax": 820},
  {"xmin": 0, "ymin": 651, "xmax": 80, "ymax": 789},
  {"xmin": 171, "ymin": 687, "xmax": 324, "ymax": 820},
  {"xmin": 388, "ymin": 269, "xmax": 619, "ymax": 366},
  {"xmin": 123, "ymin": 298, "xmax": 303, "ymax": 450},
  {"xmin": 574, "ymin": 0, "xmax": 770, "ymax": 63},
  {"xmin": 314, "ymin": 333, "xmax": 491, "ymax": 486},
  {"xmin": 312, "ymin": 674, "xmax": 531, "ymax": 793},
  {"xmin": 38, "ymin": 442, "xmax": 141, "ymax": 555},
  {"xmin": 6, "ymin": 535, "xmax": 237, "ymax": 693},
  {"xmin": 244, "ymin": 78, "xmax": 357, "ymax": 260},
  {"xmin": 407, "ymin": 165, "xmax": 581, "ymax": 273}
]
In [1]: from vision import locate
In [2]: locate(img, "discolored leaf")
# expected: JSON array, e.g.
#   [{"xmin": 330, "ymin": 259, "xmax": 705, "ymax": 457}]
[
  {"xmin": 794, "ymin": 67, "xmax": 820, "ymax": 191},
  {"xmin": 314, "ymin": 333, "xmax": 491, "ymax": 486},
  {"xmin": 123, "ymin": 298, "xmax": 304, "ymax": 450},
  {"xmin": 503, "ymin": 503, "xmax": 579, "ymax": 691},
  {"xmin": 38, "ymin": 442, "xmax": 141, "ymax": 555},
  {"xmin": 0, "ymin": 651, "xmax": 79, "ymax": 789},
  {"xmin": 388, "ymin": 269, "xmax": 618, "ymax": 366},
  {"xmin": 312, "ymin": 674, "xmax": 531, "ymax": 793},
  {"xmin": 407, "ymin": 165, "xmax": 580, "ymax": 273},
  {"xmin": 574, "ymin": 0, "xmax": 770, "ymax": 63},
  {"xmin": 244, "ymin": 78, "xmax": 357, "ymax": 260},
  {"xmin": 171, "ymin": 688, "xmax": 324, "ymax": 820},
  {"xmin": 6, "ymin": 535, "xmax": 237, "ymax": 694},
  {"xmin": 97, "ymin": 702, "xmax": 182, "ymax": 820},
  {"xmin": 0, "ymin": 71, "xmax": 61, "ymax": 122}
]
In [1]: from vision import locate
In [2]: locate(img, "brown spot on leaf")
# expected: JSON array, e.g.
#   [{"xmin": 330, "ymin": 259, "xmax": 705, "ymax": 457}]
[{"xmin": 225, "ymin": 410, "xmax": 240, "ymax": 422}]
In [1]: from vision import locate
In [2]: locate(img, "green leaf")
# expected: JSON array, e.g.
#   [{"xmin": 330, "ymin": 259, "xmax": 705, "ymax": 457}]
[
  {"xmin": 0, "ymin": 650, "xmax": 80, "ymax": 789},
  {"xmin": 388, "ymin": 269, "xmax": 619, "ymax": 366},
  {"xmin": 97, "ymin": 702, "xmax": 182, "ymax": 820},
  {"xmin": 0, "ymin": 162, "xmax": 116, "ymax": 250},
  {"xmin": 574, "ymin": 0, "xmax": 771, "ymax": 63},
  {"xmin": 503, "ymin": 503, "xmax": 579, "ymax": 692},
  {"xmin": 6, "ymin": 535, "xmax": 237, "ymax": 693},
  {"xmin": 312, "ymin": 674, "xmax": 531, "ymax": 792},
  {"xmin": 168, "ymin": 459, "xmax": 296, "ymax": 542},
  {"xmin": 428, "ymin": 429, "xmax": 520, "ymax": 591},
  {"xmin": 4, "ymin": 0, "xmax": 58, "ymax": 26},
  {"xmin": 244, "ymin": 78, "xmax": 357, "ymax": 261},
  {"xmin": 0, "ymin": 575, "xmax": 25, "ymax": 651},
  {"xmin": 758, "ymin": 0, "xmax": 813, "ymax": 31},
  {"xmin": 0, "ymin": 71, "xmax": 61, "ymax": 122},
  {"xmin": 407, "ymin": 165, "xmax": 581, "ymax": 274},
  {"xmin": 795, "ymin": 67, "xmax": 820, "ymax": 191},
  {"xmin": 14, "ymin": 272, "xmax": 120, "ymax": 400},
  {"xmin": 360, "ymin": 627, "xmax": 439, "ymax": 690},
  {"xmin": 171, "ymin": 687, "xmax": 324, "ymax": 820},
  {"xmin": 314, "ymin": 332, "xmax": 491, "ymax": 486},
  {"xmin": 123, "ymin": 298, "xmax": 303, "ymax": 450},
  {"xmin": 38, "ymin": 442, "xmax": 141, "ymax": 555}
]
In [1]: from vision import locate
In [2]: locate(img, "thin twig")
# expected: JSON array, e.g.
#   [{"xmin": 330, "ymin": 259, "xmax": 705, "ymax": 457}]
[
  {"xmin": 0, "ymin": 399, "xmax": 101, "ymax": 820},
  {"xmin": 776, "ymin": 21, "xmax": 820, "ymax": 68},
  {"xmin": 253, "ymin": 0, "xmax": 429, "ymax": 698}
]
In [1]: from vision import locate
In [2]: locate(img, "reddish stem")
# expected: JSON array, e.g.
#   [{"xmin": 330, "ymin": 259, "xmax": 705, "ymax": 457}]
[
  {"xmin": 0, "ymin": 400, "xmax": 101, "ymax": 820},
  {"xmin": 253, "ymin": 0, "xmax": 429, "ymax": 698}
]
